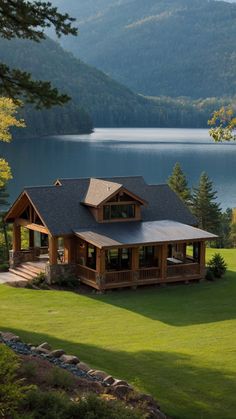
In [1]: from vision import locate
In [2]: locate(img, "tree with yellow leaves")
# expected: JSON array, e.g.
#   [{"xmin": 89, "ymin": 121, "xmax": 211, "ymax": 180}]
[
  {"xmin": 208, "ymin": 106, "xmax": 236, "ymax": 142},
  {"xmin": 0, "ymin": 97, "xmax": 25, "ymax": 186}
]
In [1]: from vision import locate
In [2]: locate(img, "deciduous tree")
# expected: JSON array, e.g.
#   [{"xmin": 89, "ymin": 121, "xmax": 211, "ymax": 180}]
[{"xmin": 208, "ymin": 106, "xmax": 236, "ymax": 142}]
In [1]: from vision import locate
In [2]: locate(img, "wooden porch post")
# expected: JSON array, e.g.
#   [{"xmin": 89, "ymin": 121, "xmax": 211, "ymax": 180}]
[
  {"xmin": 29, "ymin": 230, "xmax": 34, "ymax": 248},
  {"xmin": 13, "ymin": 223, "xmax": 21, "ymax": 252},
  {"xmin": 49, "ymin": 236, "xmax": 58, "ymax": 265},
  {"xmin": 161, "ymin": 243, "xmax": 168, "ymax": 281},
  {"xmin": 199, "ymin": 241, "xmax": 206, "ymax": 277},
  {"xmin": 132, "ymin": 247, "xmax": 139, "ymax": 280},
  {"xmin": 96, "ymin": 248, "xmax": 105, "ymax": 274},
  {"xmin": 64, "ymin": 237, "xmax": 75, "ymax": 264}
]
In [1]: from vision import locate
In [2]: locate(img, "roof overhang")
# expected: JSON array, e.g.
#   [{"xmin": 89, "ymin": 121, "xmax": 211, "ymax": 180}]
[{"xmin": 74, "ymin": 220, "xmax": 218, "ymax": 249}]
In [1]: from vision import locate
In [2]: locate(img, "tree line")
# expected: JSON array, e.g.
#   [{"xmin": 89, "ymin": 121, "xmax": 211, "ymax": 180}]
[{"xmin": 168, "ymin": 163, "xmax": 236, "ymax": 248}]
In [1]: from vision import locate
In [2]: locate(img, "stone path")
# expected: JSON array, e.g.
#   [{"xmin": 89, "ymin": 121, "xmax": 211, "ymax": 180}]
[{"xmin": 0, "ymin": 271, "xmax": 26, "ymax": 285}]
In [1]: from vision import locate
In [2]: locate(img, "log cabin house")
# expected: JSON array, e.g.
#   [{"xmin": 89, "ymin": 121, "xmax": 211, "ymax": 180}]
[{"xmin": 5, "ymin": 176, "xmax": 217, "ymax": 290}]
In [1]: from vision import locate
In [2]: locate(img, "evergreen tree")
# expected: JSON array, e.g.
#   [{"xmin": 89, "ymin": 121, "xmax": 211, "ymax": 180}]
[
  {"xmin": 191, "ymin": 172, "xmax": 221, "ymax": 233},
  {"xmin": 0, "ymin": 0, "xmax": 77, "ymax": 108},
  {"xmin": 168, "ymin": 163, "xmax": 191, "ymax": 205}
]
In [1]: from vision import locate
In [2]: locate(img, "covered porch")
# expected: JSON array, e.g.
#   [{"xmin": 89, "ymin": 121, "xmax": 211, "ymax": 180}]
[{"xmin": 74, "ymin": 220, "xmax": 216, "ymax": 290}]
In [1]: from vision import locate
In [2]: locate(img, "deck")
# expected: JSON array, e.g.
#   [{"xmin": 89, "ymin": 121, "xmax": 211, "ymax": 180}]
[{"xmin": 77, "ymin": 262, "xmax": 201, "ymax": 290}]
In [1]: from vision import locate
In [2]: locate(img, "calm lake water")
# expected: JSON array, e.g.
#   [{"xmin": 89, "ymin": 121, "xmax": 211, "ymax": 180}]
[{"xmin": 1, "ymin": 128, "xmax": 236, "ymax": 209}]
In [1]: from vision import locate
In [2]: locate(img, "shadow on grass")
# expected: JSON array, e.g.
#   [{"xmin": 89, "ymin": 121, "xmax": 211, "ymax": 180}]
[
  {"xmin": 1, "ymin": 327, "xmax": 235, "ymax": 419},
  {"xmin": 86, "ymin": 270, "xmax": 236, "ymax": 326}
]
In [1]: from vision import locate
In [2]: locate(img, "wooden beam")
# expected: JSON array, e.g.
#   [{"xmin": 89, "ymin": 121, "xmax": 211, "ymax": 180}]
[
  {"xmin": 132, "ymin": 247, "xmax": 139, "ymax": 271},
  {"xmin": 160, "ymin": 243, "xmax": 168, "ymax": 281},
  {"xmin": 64, "ymin": 237, "xmax": 76, "ymax": 264},
  {"xmin": 16, "ymin": 218, "xmax": 48, "ymax": 234},
  {"xmin": 96, "ymin": 248, "xmax": 105, "ymax": 274},
  {"xmin": 29, "ymin": 230, "xmax": 34, "ymax": 248},
  {"xmin": 199, "ymin": 241, "xmax": 206, "ymax": 277},
  {"xmin": 13, "ymin": 223, "xmax": 21, "ymax": 252},
  {"xmin": 49, "ymin": 236, "xmax": 58, "ymax": 265}
]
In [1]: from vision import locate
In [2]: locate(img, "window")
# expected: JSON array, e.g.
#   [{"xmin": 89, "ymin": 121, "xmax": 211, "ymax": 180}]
[
  {"xmin": 106, "ymin": 248, "xmax": 131, "ymax": 271},
  {"xmin": 103, "ymin": 204, "xmax": 135, "ymax": 220},
  {"xmin": 86, "ymin": 244, "xmax": 96, "ymax": 270},
  {"xmin": 139, "ymin": 246, "xmax": 156, "ymax": 268}
]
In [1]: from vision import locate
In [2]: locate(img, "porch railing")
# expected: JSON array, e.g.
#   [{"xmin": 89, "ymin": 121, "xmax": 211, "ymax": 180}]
[
  {"xmin": 167, "ymin": 263, "xmax": 200, "ymax": 278},
  {"xmin": 77, "ymin": 265, "xmax": 97, "ymax": 282},
  {"xmin": 138, "ymin": 267, "xmax": 160, "ymax": 281}
]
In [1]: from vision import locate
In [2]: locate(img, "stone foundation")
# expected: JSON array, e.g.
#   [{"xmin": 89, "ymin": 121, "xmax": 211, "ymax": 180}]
[
  {"xmin": 45, "ymin": 263, "xmax": 77, "ymax": 284},
  {"xmin": 9, "ymin": 247, "xmax": 49, "ymax": 268}
]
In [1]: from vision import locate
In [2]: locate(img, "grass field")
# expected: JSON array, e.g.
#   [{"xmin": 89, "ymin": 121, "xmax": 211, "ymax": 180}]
[{"xmin": 0, "ymin": 249, "xmax": 236, "ymax": 418}]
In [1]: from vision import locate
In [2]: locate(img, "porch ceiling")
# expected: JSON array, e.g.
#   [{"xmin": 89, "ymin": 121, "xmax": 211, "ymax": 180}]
[{"xmin": 74, "ymin": 220, "xmax": 217, "ymax": 249}]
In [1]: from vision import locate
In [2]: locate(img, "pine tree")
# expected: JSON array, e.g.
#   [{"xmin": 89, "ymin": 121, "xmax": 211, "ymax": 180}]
[
  {"xmin": 0, "ymin": 0, "xmax": 77, "ymax": 108},
  {"xmin": 191, "ymin": 172, "xmax": 221, "ymax": 233},
  {"xmin": 0, "ymin": 185, "xmax": 10, "ymax": 258},
  {"xmin": 168, "ymin": 163, "xmax": 191, "ymax": 205}
]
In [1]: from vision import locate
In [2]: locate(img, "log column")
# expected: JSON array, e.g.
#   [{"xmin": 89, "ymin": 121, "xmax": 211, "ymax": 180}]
[
  {"xmin": 161, "ymin": 243, "xmax": 168, "ymax": 282},
  {"xmin": 13, "ymin": 223, "xmax": 21, "ymax": 252},
  {"xmin": 96, "ymin": 248, "xmax": 106, "ymax": 290},
  {"xmin": 64, "ymin": 237, "xmax": 75, "ymax": 264},
  {"xmin": 29, "ymin": 230, "xmax": 34, "ymax": 249},
  {"xmin": 132, "ymin": 247, "xmax": 140, "ymax": 281},
  {"xmin": 49, "ymin": 236, "xmax": 58, "ymax": 265},
  {"xmin": 199, "ymin": 241, "xmax": 206, "ymax": 277}
]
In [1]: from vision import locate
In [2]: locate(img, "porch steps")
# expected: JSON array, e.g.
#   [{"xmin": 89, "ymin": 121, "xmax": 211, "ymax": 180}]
[{"xmin": 9, "ymin": 262, "xmax": 45, "ymax": 281}]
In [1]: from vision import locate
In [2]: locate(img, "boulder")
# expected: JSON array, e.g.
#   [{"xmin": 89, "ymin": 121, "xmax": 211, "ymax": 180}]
[
  {"xmin": 34, "ymin": 347, "xmax": 50, "ymax": 355},
  {"xmin": 48, "ymin": 349, "xmax": 65, "ymax": 358},
  {"xmin": 89, "ymin": 370, "xmax": 108, "ymax": 380},
  {"xmin": 0, "ymin": 332, "xmax": 21, "ymax": 342},
  {"xmin": 77, "ymin": 362, "xmax": 90, "ymax": 372},
  {"xmin": 37, "ymin": 342, "xmax": 52, "ymax": 351},
  {"xmin": 112, "ymin": 379, "xmax": 131, "ymax": 388},
  {"xmin": 103, "ymin": 375, "xmax": 115, "ymax": 385},
  {"xmin": 110, "ymin": 384, "xmax": 133, "ymax": 398},
  {"xmin": 60, "ymin": 354, "xmax": 80, "ymax": 364}
]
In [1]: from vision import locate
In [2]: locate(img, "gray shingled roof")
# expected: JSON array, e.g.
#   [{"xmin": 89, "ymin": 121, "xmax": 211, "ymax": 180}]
[
  {"xmin": 19, "ymin": 176, "xmax": 197, "ymax": 236},
  {"xmin": 74, "ymin": 220, "xmax": 217, "ymax": 249}
]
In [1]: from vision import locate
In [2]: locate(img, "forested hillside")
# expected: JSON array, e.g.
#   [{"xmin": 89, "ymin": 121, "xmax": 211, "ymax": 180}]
[
  {"xmin": 54, "ymin": 0, "xmax": 236, "ymax": 98},
  {"xmin": 0, "ymin": 35, "xmax": 234, "ymax": 136}
]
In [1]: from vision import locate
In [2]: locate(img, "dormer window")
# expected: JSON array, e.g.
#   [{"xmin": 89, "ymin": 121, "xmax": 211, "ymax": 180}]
[{"xmin": 103, "ymin": 203, "xmax": 135, "ymax": 220}]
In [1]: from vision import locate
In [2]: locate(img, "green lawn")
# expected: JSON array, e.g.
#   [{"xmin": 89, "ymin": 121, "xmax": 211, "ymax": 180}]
[{"xmin": 0, "ymin": 249, "xmax": 236, "ymax": 418}]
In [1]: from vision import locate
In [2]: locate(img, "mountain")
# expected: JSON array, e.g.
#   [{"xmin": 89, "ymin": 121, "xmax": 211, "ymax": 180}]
[
  {"xmin": 0, "ymin": 36, "xmax": 165, "ymax": 135},
  {"xmin": 53, "ymin": 0, "xmax": 236, "ymax": 98},
  {"xmin": 0, "ymin": 35, "xmax": 232, "ymax": 136}
]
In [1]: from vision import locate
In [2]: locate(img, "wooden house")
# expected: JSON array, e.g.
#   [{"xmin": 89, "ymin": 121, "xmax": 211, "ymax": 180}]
[{"xmin": 5, "ymin": 176, "xmax": 217, "ymax": 290}]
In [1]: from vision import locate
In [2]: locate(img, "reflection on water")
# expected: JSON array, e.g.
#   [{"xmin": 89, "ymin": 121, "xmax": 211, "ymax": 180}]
[{"xmin": 0, "ymin": 128, "xmax": 235, "ymax": 208}]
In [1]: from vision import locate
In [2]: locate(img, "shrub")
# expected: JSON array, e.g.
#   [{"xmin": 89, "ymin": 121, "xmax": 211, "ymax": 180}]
[
  {"xmin": 0, "ymin": 262, "xmax": 9, "ymax": 271},
  {"xmin": 207, "ymin": 253, "xmax": 227, "ymax": 278},
  {"xmin": 205, "ymin": 268, "xmax": 215, "ymax": 281},
  {"xmin": 0, "ymin": 345, "xmax": 28, "ymax": 417},
  {"xmin": 19, "ymin": 390, "xmax": 142, "ymax": 419},
  {"xmin": 46, "ymin": 367, "xmax": 75, "ymax": 390},
  {"xmin": 56, "ymin": 276, "xmax": 79, "ymax": 289}
]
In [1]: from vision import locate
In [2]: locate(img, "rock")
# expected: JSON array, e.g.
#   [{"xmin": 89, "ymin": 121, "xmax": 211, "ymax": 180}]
[
  {"xmin": 1, "ymin": 332, "xmax": 21, "ymax": 342},
  {"xmin": 48, "ymin": 349, "xmax": 65, "ymax": 358},
  {"xmin": 88, "ymin": 369, "xmax": 95, "ymax": 375},
  {"xmin": 60, "ymin": 354, "xmax": 80, "ymax": 364},
  {"xmin": 89, "ymin": 370, "xmax": 108, "ymax": 380},
  {"xmin": 37, "ymin": 342, "xmax": 52, "ymax": 351},
  {"xmin": 110, "ymin": 384, "xmax": 133, "ymax": 398},
  {"xmin": 112, "ymin": 379, "xmax": 131, "ymax": 388},
  {"xmin": 103, "ymin": 375, "xmax": 115, "ymax": 385},
  {"xmin": 77, "ymin": 362, "xmax": 90, "ymax": 372},
  {"xmin": 34, "ymin": 347, "xmax": 50, "ymax": 355}
]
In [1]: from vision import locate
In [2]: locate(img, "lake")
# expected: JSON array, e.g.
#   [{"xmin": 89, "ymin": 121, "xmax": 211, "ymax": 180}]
[{"xmin": 1, "ymin": 128, "xmax": 236, "ymax": 209}]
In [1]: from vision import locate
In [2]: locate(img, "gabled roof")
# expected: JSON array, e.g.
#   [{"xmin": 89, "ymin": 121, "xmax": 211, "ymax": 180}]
[
  {"xmin": 74, "ymin": 220, "xmax": 217, "ymax": 249},
  {"xmin": 82, "ymin": 178, "xmax": 122, "ymax": 207},
  {"xmin": 5, "ymin": 176, "xmax": 197, "ymax": 236}
]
